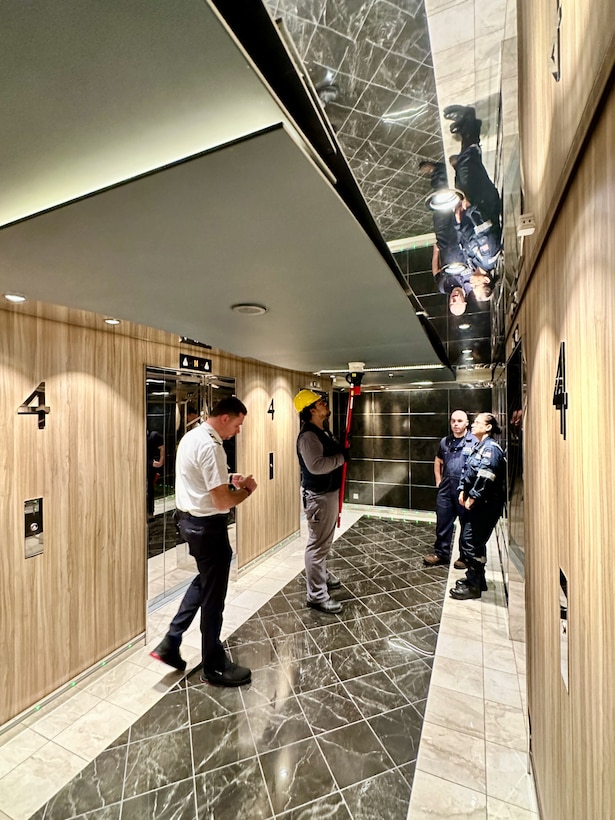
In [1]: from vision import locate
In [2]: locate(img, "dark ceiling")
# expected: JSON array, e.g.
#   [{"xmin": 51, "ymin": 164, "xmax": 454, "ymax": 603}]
[{"xmin": 267, "ymin": 0, "xmax": 442, "ymax": 242}]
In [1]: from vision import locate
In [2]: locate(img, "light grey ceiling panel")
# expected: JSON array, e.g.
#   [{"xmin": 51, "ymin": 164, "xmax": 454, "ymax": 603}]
[
  {"xmin": 0, "ymin": 126, "xmax": 445, "ymax": 374},
  {"xmin": 0, "ymin": 0, "xmax": 306, "ymax": 226}
]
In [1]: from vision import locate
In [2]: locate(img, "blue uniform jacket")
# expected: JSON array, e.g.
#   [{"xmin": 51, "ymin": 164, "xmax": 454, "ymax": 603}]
[
  {"xmin": 437, "ymin": 432, "xmax": 478, "ymax": 488},
  {"xmin": 457, "ymin": 436, "xmax": 506, "ymax": 504}
]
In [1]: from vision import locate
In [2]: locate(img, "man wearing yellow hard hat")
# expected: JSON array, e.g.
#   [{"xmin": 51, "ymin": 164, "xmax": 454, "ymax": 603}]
[{"xmin": 293, "ymin": 389, "xmax": 349, "ymax": 613}]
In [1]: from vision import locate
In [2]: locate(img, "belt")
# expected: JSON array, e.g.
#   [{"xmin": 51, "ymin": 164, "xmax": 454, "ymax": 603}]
[{"xmin": 175, "ymin": 510, "xmax": 228, "ymax": 521}]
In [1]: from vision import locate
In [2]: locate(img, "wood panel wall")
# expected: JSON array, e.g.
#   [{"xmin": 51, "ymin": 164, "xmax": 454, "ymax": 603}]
[
  {"xmin": 518, "ymin": 0, "xmax": 614, "ymax": 291},
  {"xmin": 0, "ymin": 304, "xmax": 314, "ymax": 724},
  {"xmin": 514, "ymin": 62, "xmax": 615, "ymax": 820}
]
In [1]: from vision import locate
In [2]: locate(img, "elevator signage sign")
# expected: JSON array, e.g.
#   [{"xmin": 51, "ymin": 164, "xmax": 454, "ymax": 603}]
[{"xmin": 179, "ymin": 354, "xmax": 212, "ymax": 374}]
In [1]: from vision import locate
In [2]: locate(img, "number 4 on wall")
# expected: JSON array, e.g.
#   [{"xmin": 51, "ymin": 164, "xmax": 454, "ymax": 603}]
[
  {"xmin": 552, "ymin": 342, "xmax": 568, "ymax": 439},
  {"xmin": 18, "ymin": 382, "xmax": 50, "ymax": 429}
]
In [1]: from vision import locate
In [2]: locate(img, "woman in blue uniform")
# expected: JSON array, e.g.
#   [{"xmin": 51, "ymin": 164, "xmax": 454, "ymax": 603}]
[{"xmin": 450, "ymin": 412, "xmax": 506, "ymax": 600}]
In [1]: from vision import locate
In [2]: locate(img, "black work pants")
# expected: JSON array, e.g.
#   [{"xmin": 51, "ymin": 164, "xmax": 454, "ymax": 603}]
[
  {"xmin": 434, "ymin": 482, "xmax": 465, "ymax": 562},
  {"xmin": 459, "ymin": 502, "xmax": 502, "ymax": 588},
  {"xmin": 174, "ymin": 512, "xmax": 231, "ymax": 672},
  {"xmin": 454, "ymin": 145, "xmax": 501, "ymax": 230},
  {"xmin": 429, "ymin": 161, "xmax": 467, "ymax": 270}
]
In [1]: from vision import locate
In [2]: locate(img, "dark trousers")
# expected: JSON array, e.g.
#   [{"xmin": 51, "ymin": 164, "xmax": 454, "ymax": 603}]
[
  {"xmin": 454, "ymin": 145, "xmax": 501, "ymax": 229},
  {"xmin": 429, "ymin": 162, "xmax": 467, "ymax": 270},
  {"xmin": 459, "ymin": 502, "xmax": 502, "ymax": 588},
  {"xmin": 170, "ymin": 512, "xmax": 231, "ymax": 671},
  {"xmin": 434, "ymin": 483, "xmax": 466, "ymax": 562},
  {"xmin": 147, "ymin": 467, "xmax": 158, "ymax": 516}
]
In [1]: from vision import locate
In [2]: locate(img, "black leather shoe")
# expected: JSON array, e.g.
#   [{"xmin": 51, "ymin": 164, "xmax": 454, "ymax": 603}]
[
  {"xmin": 201, "ymin": 658, "xmax": 251, "ymax": 687},
  {"xmin": 456, "ymin": 577, "xmax": 488, "ymax": 592},
  {"xmin": 326, "ymin": 573, "xmax": 342, "ymax": 590},
  {"xmin": 150, "ymin": 636, "xmax": 186, "ymax": 672},
  {"xmin": 423, "ymin": 554, "xmax": 449, "ymax": 567},
  {"xmin": 307, "ymin": 598, "xmax": 343, "ymax": 614},
  {"xmin": 450, "ymin": 584, "xmax": 481, "ymax": 600}
]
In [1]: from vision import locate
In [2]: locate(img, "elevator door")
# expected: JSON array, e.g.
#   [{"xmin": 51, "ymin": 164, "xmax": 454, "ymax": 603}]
[{"xmin": 145, "ymin": 368, "xmax": 236, "ymax": 607}]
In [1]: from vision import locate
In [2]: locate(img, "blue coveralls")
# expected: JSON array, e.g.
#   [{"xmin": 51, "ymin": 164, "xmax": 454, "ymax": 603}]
[
  {"xmin": 457, "ymin": 436, "xmax": 506, "ymax": 589},
  {"xmin": 433, "ymin": 432, "xmax": 477, "ymax": 562}
]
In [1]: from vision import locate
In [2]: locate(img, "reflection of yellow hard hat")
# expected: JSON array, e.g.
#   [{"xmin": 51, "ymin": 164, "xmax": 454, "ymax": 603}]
[{"xmin": 293, "ymin": 389, "xmax": 323, "ymax": 413}]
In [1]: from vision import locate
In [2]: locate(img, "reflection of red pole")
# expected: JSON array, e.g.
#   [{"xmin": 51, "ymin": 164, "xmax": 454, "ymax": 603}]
[{"xmin": 338, "ymin": 370, "xmax": 364, "ymax": 527}]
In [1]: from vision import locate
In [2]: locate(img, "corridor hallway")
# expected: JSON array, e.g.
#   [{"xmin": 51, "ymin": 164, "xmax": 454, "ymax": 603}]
[{"xmin": 0, "ymin": 511, "xmax": 537, "ymax": 819}]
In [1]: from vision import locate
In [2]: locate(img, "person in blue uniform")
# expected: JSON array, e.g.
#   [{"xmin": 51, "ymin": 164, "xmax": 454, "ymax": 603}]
[
  {"xmin": 424, "ymin": 410, "xmax": 477, "ymax": 568},
  {"xmin": 450, "ymin": 413, "xmax": 506, "ymax": 600}
]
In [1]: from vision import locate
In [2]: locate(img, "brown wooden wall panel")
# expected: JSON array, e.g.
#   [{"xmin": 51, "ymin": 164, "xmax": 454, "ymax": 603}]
[
  {"xmin": 517, "ymin": 0, "xmax": 614, "ymax": 290},
  {"xmin": 515, "ymin": 84, "xmax": 615, "ymax": 819},
  {"xmin": 0, "ymin": 306, "xmax": 313, "ymax": 724}
]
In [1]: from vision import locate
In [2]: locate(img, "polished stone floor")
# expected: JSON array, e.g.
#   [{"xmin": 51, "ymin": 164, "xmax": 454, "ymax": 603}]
[{"xmin": 31, "ymin": 516, "xmax": 447, "ymax": 819}]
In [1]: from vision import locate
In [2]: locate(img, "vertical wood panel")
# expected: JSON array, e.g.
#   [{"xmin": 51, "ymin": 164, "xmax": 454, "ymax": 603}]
[
  {"xmin": 518, "ymin": 85, "xmax": 615, "ymax": 819},
  {"xmin": 0, "ymin": 308, "xmax": 314, "ymax": 724},
  {"xmin": 517, "ymin": 0, "xmax": 614, "ymax": 290}
]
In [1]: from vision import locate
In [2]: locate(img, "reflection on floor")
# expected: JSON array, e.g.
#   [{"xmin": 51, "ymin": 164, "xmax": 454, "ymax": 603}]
[{"xmin": 0, "ymin": 509, "xmax": 537, "ymax": 820}]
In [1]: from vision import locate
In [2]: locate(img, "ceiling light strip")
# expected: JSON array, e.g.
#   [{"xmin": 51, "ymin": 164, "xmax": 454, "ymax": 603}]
[{"xmin": 319, "ymin": 363, "xmax": 445, "ymax": 374}]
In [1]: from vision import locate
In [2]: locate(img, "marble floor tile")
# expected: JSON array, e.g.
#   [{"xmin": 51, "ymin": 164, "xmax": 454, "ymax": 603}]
[
  {"xmin": 417, "ymin": 721, "xmax": 486, "ymax": 793},
  {"xmin": 195, "ymin": 759, "xmax": 273, "ymax": 820},
  {"xmin": 486, "ymin": 795, "xmax": 539, "ymax": 819},
  {"xmin": 485, "ymin": 742, "xmax": 538, "ymax": 812},
  {"xmin": 0, "ymin": 727, "xmax": 48, "ymax": 779},
  {"xmin": 104, "ymin": 666, "xmax": 173, "ymax": 716},
  {"xmin": 0, "ymin": 741, "xmax": 87, "ymax": 820},
  {"xmin": 53, "ymin": 700, "xmax": 137, "ymax": 759},
  {"xmin": 483, "ymin": 668, "xmax": 522, "ymax": 709},
  {"xmin": 433, "ymin": 632, "xmax": 484, "ymax": 666},
  {"xmin": 408, "ymin": 769, "xmax": 487, "ymax": 819},
  {"xmin": 297, "ymin": 683, "xmax": 363, "ymax": 734},
  {"xmin": 430, "ymin": 655, "xmax": 484, "ymax": 699},
  {"xmin": 317, "ymin": 721, "xmax": 392, "ymax": 789},
  {"xmin": 259, "ymin": 738, "xmax": 336, "ymax": 815},
  {"xmin": 482, "ymin": 641, "xmax": 517, "ymax": 675},
  {"xmin": 424, "ymin": 683, "xmax": 485, "ymax": 740},
  {"xmin": 342, "ymin": 767, "xmax": 411, "ymax": 819},
  {"xmin": 484, "ymin": 700, "xmax": 528, "ymax": 752},
  {"xmin": 7, "ymin": 514, "xmax": 536, "ymax": 820},
  {"xmin": 82, "ymin": 659, "xmax": 144, "ymax": 700}
]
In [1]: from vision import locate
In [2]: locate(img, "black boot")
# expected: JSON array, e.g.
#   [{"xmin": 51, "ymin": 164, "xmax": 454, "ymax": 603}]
[
  {"xmin": 150, "ymin": 635, "xmax": 186, "ymax": 671},
  {"xmin": 450, "ymin": 583, "xmax": 481, "ymax": 600}
]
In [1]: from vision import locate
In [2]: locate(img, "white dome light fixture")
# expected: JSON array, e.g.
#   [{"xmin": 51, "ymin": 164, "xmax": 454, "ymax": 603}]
[
  {"xmin": 231, "ymin": 303, "xmax": 268, "ymax": 316},
  {"xmin": 4, "ymin": 292, "xmax": 27, "ymax": 303}
]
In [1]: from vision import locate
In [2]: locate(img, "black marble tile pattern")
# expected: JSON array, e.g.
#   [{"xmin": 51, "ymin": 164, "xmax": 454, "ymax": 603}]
[{"xmin": 33, "ymin": 517, "xmax": 445, "ymax": 820}]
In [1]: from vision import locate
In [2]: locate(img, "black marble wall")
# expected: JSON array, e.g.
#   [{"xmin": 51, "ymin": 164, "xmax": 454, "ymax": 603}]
[{"xmin": 334, "ymin": 387, "xmax": 492, "ymax": 512}]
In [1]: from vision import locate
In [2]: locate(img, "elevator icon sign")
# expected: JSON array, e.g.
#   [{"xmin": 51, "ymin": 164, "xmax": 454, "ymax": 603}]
[{"xmin": 179, "ymin": 354, "xmax": 212, "ymax": 373}]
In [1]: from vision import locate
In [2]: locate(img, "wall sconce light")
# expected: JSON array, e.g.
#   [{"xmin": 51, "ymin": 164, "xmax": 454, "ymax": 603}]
[{"xmin": 517, "ymin": 213, "xmax": 536, "ymax": 236}]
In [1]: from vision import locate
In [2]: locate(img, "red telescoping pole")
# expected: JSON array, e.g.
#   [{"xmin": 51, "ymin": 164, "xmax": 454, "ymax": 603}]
[{"xmin": 337, "ymin": 370, "xmax": 364, "ymax": 527}]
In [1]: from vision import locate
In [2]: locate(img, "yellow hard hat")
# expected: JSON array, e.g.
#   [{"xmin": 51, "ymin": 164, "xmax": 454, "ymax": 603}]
[{"xmin": 293, "ymin": 389, "xmax": 323, "ymax": 413}]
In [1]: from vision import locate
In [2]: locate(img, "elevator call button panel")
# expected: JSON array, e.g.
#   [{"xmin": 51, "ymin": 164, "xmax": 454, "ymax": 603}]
[{"xmin": 24, "ymin": 498, "xmax": 44, "ymax": 558}]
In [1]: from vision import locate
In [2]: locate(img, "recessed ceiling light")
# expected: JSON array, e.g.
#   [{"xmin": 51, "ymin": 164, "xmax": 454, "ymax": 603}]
[
  {"xmin": 104, "ymin": 318, "xmax": 121, "ymax": 325},
  {"xmin": 4, "ymin": 293, "xmax": 27, "ymax": 303},
  {"xmin": 231, "ymin": 303, "xmax": 268, "ymax": 315},
  {"xmin": 462, "ymin": 348, "xmax": 472, "ymax": 353},
  {"xmin": 459, "ymin": 323, "xmax": 471, "ymax": 330}
]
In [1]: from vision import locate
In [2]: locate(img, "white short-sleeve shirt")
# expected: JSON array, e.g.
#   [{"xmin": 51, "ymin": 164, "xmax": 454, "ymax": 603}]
[{"xmin": 175, "ymin": 422, "xmax": 229, "ymax": 516}]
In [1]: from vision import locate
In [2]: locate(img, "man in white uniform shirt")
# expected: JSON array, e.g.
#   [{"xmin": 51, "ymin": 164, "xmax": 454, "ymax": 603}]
[{"xmin": 151, "ymin": 397, "xmax": 257, "ymax": 687}]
